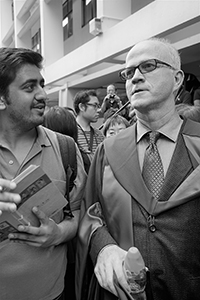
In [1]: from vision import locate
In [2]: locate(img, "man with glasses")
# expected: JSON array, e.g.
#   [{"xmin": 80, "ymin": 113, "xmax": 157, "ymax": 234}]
[
  {"xmin": 76, "ymin": 37, "xmax": 200, "ymax": 300},
  {"xmin": 73, "ymin": 90, "xmax": 104, "ymax": 173}
]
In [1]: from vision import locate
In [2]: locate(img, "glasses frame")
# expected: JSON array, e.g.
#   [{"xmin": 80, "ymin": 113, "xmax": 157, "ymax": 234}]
[
  {"xmin": 86, "ymin": 103, "xmax": 101, "ymax": 110},
  {"xmin": 119, "ymin": 59, "xmax": 176, "ymax": 81}
]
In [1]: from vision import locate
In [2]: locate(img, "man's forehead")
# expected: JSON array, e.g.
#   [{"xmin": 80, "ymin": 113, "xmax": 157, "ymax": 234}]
[
  {"xmin": 89, "ymin": 95, "xmax": 99, "ymax": 103},
  {"xmin": 14, "ymin": 64, "xmax": 44, "ymax": 82},
  {"xmin": 126, "ymin": 40, "xmax": 167, "ymax": 63}
]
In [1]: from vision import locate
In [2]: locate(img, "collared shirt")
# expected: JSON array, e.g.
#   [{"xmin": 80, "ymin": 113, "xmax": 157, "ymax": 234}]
[
  {"xmin": 0, "ymin": 125, "xmax": 86, "ymax": 300},
  {"xmin": 136, "ymin": 116, "xmax": 183, "ymax": 176},
  {"xmin": 0, "ymin": 125, "xmax": 86, "ymax": 211}
]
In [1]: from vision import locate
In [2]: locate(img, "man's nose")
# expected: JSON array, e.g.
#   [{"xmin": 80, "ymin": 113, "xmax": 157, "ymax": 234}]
[
  {"xmin": 131, "ymin": 67, "xmax": 145, "ymax": 84},
  {"xmin": 34, "ymin": 87, "xmax": 47, "ymax": 101}
]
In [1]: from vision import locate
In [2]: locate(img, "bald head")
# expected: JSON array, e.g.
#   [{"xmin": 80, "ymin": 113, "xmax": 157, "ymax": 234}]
[
  {"xmin": 127, "ymin": 38, "xmax": 181, "ymax": 70},
  {"xmin": 107, "ymin": 84, "xmax": 116, "ymax": 95}
]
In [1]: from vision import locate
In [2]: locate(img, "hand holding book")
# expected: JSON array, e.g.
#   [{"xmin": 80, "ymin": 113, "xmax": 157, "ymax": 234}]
[
  {"xmin": 9, "ymin": 205, "xmax": 63, "ymax": 247},
  {"xmin": 0, "ymin": 165, "xmax": 68, "ymax": 244}
]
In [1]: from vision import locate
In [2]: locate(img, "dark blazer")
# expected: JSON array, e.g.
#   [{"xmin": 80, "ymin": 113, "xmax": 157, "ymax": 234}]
[{"xmin": 76, "ymin": 118, "xmax": 200, "ymax": 300}]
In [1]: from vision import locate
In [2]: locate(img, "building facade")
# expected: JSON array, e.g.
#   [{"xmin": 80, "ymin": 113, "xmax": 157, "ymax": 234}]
[{"xmin": 0, "ymin": 0, "xmax": 200, "ymax": 109}]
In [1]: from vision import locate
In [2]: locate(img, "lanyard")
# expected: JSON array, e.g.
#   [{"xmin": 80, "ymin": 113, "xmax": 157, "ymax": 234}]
[{"xmin": 78, "ymin": 124, "xmax": 95, "ymax": 153}]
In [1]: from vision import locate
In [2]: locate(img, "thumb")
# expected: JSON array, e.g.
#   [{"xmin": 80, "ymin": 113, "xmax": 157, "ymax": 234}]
[{"xmin": 32, "ymin": 206, "xmax": 49, "ymax": 224}]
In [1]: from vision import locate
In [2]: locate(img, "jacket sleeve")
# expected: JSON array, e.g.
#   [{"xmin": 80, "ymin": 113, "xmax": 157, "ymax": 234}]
[{"xmin": 75, "ymin": 142, "xmax": 116, "ymax": 300}]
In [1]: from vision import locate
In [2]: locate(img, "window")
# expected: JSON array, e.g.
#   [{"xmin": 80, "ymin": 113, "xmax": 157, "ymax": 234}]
[
  {"xmin": 11, "ymin": 1, "xmax": 14, "ymax": 21},
  {"xmin": 82, "ymin": 0, "xmax": 96, "ymax": 27},
  {"xmin": 63, "ymin": 0, "xmax": 73, "ymax": 40},
  {"xmin": 32, "ymin": 29, "xmax": 41, "ymax": 53}
]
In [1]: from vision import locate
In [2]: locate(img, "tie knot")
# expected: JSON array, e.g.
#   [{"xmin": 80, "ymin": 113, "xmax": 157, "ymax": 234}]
[{"xmin": 148, "ymin": 131, "xmax": 160, "ymax": 145}]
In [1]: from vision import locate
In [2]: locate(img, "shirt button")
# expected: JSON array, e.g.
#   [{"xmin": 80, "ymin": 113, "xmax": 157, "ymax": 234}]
[
  {"xmin": 149, "ymin": 225, "xmax": 156, "ymax": 232},
  {"xmin": 9, "ymin": 160, "xmax": 14, "ymax": 165}
]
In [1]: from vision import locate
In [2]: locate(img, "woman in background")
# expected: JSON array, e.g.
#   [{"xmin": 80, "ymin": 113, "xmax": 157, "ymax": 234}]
[
  {"xmin": 103, "ymin": 114, "xmax": 131, "ymax": 138},
  {"xmin": 44, "ymin": 106, "xmax": 78, "ymax": 142}
]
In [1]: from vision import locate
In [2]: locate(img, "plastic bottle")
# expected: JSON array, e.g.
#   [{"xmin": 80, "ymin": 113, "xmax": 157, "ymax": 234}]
[{"xmin": 123, "ymin": 247, "xmax": 147, "ymax": 299}]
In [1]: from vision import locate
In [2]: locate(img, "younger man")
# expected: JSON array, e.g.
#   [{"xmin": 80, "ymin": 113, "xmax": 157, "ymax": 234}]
[{"xmin": 0, "ymin": 47, "xmax": 86, "ymax": 300}]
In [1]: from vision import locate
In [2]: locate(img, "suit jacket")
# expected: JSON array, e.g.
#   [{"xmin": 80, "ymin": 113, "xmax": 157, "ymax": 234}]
[{"xmin": 76, "ymin": 118, "xmax": 200, "ymax": 300}]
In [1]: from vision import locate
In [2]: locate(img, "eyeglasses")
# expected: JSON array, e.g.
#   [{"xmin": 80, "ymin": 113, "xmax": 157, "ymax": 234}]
[
  {"xmin": 86, "ymin": 103, "xmax": 101, "ymax": 110},
  {"xmin": 119, "ymin": 59, "xmax": 176, "ymax": 81}
]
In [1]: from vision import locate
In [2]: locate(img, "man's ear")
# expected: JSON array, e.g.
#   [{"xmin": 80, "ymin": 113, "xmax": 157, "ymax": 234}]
[
  {"xmin": 0, "ymin": 96, "xmax": 6, "ymax": 110},
  {"xmin": 173, "ymin": 70, "xmax": 184, "ymax": 94},
  {"xmin": 79, "ymin": 103, "xmax": 86, "ymax": 112}
]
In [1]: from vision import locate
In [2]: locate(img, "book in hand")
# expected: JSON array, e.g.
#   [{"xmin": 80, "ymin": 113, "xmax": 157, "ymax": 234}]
[{"xmin": 0, "ymin": 165, "xmax": 68, "ymax": 243}]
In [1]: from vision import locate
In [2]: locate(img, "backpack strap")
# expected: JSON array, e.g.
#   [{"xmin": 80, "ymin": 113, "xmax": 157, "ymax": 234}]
[{"xmin": 56, "ymin": 132, "xmax": 77, "ymax": 218}]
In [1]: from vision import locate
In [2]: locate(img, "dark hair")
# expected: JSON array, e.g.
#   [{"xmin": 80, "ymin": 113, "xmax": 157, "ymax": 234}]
[
  {"xmin": 176, "ymin": 103, "xmax": 200, "ymax": 123},
  {"xmin": 0, "ymin": 47, "xmax": 43, "ymax": 96},
  {"xmin": 103, "ymin": 114, "xmax": 130, "ymax": 136},
  {"xmin": 63, "ymin": 106, "xmax": 77, "ymax": 117},
  {"xmin": 73, "ymin": 89, "xmax": 98, "ymax": 114},
  {"xmin": 43, "ymin": 106, "xmax": 78, "ymax": 142}
]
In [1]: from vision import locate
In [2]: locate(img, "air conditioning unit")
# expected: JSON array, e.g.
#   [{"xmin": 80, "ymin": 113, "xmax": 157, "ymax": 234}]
[{"xmin": 89, "ymin": 18, "xmax": 102, "ymax": 36}]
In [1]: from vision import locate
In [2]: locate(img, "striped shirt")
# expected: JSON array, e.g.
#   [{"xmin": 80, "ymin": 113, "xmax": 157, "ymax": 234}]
[{"xmin": 77, "ymin": 125, "xmax": 104, "ymax": 162}]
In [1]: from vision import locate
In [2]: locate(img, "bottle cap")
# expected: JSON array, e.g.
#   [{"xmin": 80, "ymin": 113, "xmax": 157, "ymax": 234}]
[{"xmin": 124, "ymin": 247, "xmax": 145, "ymax": 275}]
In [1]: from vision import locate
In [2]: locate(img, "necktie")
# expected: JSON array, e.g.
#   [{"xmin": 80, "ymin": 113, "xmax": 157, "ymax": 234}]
[{"xmin": 142, "ymin": 131, "xmax": 164, "ymax": 200}]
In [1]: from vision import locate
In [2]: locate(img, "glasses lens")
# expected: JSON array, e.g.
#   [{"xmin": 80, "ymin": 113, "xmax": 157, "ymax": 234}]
[
  {"xmin": 140, "ymin": 60, "xmax": 157, "ymax": 73},
  {"xmin": 121, "ymin": 68, "xmax": 135, "ymax": 80},
  {"xmin": 88, "ymin": 103, "xmax": 100, "ymax": 109}
]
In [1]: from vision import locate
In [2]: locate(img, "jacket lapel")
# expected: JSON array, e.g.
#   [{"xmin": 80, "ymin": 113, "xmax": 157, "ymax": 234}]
[
  {"xmin": 104, "ymin": 125, "xmax": 157, "ymax": 214},
  {"xmin": 159, "ymin": 131, "xmax": 193, "ymax": 201}
]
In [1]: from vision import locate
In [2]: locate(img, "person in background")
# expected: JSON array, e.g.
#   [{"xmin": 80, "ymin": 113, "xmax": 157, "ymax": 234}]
[
  {"xmin": 128, "ymin": 105, "xmax": 137, "ymax": 125},
  {"xmin": 64, "ymin": 106, "xmax": 77, "ymax": 118},
  {"xmin": 0, "ymin": 47, "xmax": 86, "ymax": 300},
  {"xmin": 193, "ymin": 87, "xmax": 200, "ymax": 106},
  {"xmin": 175, "ymin": 83, "xmax": 192, "ymax": 105},
  {"xmin": 176, "ymin": 103, "xmax": 200, "ymax": 122},
  {"xmin": 73, "ymin": 90, "xmax": 104, "ymax": 174},
  {"xmin": 103, "ymin": 115, "xmax": 131, "ymax": 138},
  {"xmin": 100, "ymin": 84, "xmax": 123, "ymax": 121},
  {"xmin": 184, "ymin": 73, "xmax": 200, "ymax": 106},
  {"xmin": 44, "ymin": 105, "xmax": 78, "ymax": 142},
  {"xmin": 76, "ymin": 37, "xmax": 200, "ymax": 300}
]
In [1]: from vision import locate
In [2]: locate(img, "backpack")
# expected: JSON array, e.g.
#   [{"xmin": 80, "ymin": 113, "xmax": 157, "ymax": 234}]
[
  {"xmin": 56, "ymin": 132, "xmax": 78, "ymax": 300},
  {"xmin": 56, "ymin": 132, "xmax": 77, "ymax": 218}
]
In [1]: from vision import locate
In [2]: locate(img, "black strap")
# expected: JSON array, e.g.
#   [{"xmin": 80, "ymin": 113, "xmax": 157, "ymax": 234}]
[
  {"xmin": 56, "ymin": 133, "xmax": 77, "ymax": 218},
  {"xmin": 88, "ymin": 127, "xmax": 94, "ymax": 152}
]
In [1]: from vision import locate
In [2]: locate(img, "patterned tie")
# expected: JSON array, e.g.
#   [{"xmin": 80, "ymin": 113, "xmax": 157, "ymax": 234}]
[{"xmin": 142, "ymin": 131, "xmax": 164, "ymax": 200}]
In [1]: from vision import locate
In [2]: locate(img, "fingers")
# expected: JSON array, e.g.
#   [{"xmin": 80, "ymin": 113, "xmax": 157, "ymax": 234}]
[
  {"xmin": 0, "ymin": 179, "xmax": 20, "ymax": 192},
  {"xmin": 94, "ymin": 245, "xmax": 127, "ymax": 296},
  {"xmin": 0, "ymin": 180, "xmax": 21, "ymax": 214},
  {"xmin": 95, "ymin": 263, "xmax": 117, "ymax": 296},
  {"xmin": 8, "ymin": 231, "xmax": 43, "ymax": 247}
]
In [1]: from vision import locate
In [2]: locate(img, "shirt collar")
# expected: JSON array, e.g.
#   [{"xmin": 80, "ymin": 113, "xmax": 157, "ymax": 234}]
[
  {"xmin": 136, "ymin": 115, "xmax": 183, "ymax": 143},
  {"xmin": 36, "ymin": 125, "xmax": 52, "ymax": 148}
]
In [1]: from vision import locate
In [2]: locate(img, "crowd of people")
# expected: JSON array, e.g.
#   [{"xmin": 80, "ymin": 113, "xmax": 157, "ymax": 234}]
[{"xmin": 0, "ymin": 37, "xmax": 200, "ymax": 300}]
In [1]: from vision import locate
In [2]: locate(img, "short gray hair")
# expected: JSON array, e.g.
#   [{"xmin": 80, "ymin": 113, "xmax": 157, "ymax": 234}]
[{"xmin": 148, "ymin": 37, "xmax": 181, "ymax": 69}]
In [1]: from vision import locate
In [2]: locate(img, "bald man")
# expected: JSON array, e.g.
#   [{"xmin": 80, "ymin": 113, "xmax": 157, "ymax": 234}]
[{"xmin": 76, "ymin": 38, "xmax": 200, "ymax": 300}]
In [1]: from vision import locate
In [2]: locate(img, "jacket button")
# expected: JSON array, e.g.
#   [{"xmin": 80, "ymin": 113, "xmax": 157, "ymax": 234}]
[{"xmin": 149, "ymin": 225, "xmax": 156, "ymax": 232}]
